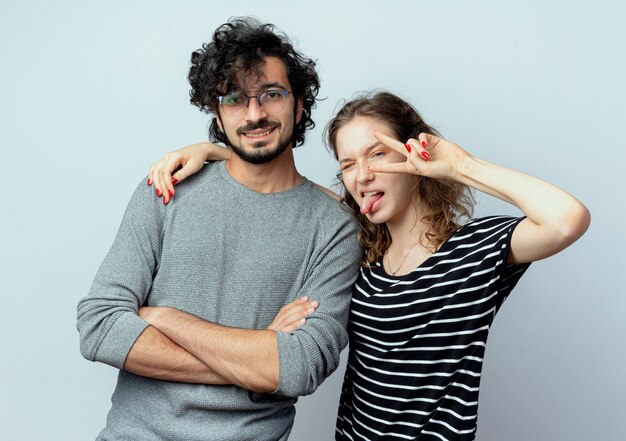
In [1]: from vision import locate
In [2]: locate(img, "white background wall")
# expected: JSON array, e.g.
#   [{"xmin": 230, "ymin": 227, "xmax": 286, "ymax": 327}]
[{"xmin": 2, "ymin": 1, "xmax": 625, "ymax": 440}]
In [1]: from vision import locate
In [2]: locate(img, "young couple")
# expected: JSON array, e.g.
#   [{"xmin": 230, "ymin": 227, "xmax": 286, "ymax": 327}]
[{"xmin": 79, "ymin": 17, "xmax": 590, "ymax": 441}]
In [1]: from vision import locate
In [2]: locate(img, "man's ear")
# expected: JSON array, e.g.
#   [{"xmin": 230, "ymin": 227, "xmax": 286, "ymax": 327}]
[
  {"xmin": 295, "ymin": 96, "xmax": 304, "ymax": 125},
  {"xmin": 215, "ymin": 113, "xmax": 224, "ymax": 133}
]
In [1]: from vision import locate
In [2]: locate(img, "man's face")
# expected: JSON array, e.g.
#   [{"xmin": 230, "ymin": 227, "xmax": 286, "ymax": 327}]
[{"xmin": 216, "ymin": 57, "xmax": 303, "ymax": 164}]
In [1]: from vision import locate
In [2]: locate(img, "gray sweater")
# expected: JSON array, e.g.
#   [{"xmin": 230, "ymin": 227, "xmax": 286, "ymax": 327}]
[{"xmin": 77, "ymin": 161, "xmax": 362, "ymax": 441}]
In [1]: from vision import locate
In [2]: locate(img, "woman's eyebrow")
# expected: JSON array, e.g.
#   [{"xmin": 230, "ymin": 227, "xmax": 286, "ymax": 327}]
[{"xmin": 338, "ymin": 142, "xmax": 385, "ymax": 164}]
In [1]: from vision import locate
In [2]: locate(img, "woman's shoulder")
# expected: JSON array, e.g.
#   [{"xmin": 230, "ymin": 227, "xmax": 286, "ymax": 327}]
[
  {"xmin": 460, "ymin": 215, "xmax": 523, "ymax": 232},
  {"xmin": 448, "ymin": 215, "xmax": 525, "ymax": 245}
]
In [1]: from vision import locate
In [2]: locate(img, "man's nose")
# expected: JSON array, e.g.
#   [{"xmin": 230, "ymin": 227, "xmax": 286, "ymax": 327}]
[{"xmin": 244, "ymin": 96, "xmax": 268, "ymax": 122}]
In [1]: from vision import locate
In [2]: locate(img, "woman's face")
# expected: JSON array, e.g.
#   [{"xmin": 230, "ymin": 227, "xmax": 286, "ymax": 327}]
[{"xmin": 335, "ymin": 116, "xmax": 419, "ymax": 225}]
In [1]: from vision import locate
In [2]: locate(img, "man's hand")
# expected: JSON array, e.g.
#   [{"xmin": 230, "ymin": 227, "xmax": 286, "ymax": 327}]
[{"xmin": 267, "ymin": 296, "xmax": 319, "ymax": 333}]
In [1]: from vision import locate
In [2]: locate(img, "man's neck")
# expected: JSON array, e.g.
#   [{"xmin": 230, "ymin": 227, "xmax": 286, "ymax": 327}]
[{"xmin": 225, "ymin": 147, "xmax": 303, "ymax": 193}]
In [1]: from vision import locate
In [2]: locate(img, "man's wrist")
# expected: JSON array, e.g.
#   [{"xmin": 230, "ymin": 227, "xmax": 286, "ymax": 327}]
[{"xmin": 138, "ymin": 306, "xmax": 171, "ymax": 327}]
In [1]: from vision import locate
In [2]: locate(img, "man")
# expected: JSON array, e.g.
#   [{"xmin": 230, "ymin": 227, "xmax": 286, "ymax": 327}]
[{"xmin": 77, "ymin": 18, "xmax": 361, "ymax": 440}]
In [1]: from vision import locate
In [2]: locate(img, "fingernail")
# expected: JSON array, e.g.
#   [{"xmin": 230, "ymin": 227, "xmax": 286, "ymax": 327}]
[
  {"xmin": 172, "ymin": 178, "xmax": 178, "ymax": 185},
  {"xmin": 404, "ymin": 143, "xmax": 412, "ymax": 153},
  {"xmin": 302, "ymin": 296, "xmax": 309, "ymax": 301},
  {"xmin": 163, "ymin": 196, "xmax": 168, "ymax": 205},
  {"xmin": 169, "ymin": 189, "xmax": 174, "ymax": 198},
  {"xmin": 421, "ymin": 151, "xmax": 430, "ymax": 160},
  {"xmin": 299, "ymin": 318, "xmax": 306, "ymax": 324},
  {"xmin": 156, "ymin": 189, "xmax": 162, "ymax": 197},
  {"xmin": 421, "ymin": 141, "xmax": 427, "ymax": 147},
  {"xmin": 147, "ymin": 178, "xmax": 152, "ymax": 186},
  {"xmin": 310, "ymin": 301, "xmax": 319, "ymax": 307},
  {"xmin": 307, "ymin": 308, "xmax": 315, "ymax": 314}
]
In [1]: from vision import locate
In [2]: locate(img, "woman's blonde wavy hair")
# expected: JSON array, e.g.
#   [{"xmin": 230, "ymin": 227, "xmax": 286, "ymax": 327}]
[{"xmin": 324, "ymin": 91, "xmax": 475, "ymax": 265}]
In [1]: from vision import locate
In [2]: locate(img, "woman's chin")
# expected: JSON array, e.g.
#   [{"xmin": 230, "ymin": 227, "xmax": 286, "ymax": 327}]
[{"xmin": 364, "ymin": 211, "xmax": 387, "ymax": 225}]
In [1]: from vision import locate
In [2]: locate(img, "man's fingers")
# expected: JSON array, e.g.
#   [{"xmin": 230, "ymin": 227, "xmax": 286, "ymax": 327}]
[
  {"xmin": 281, "ymin": 295, "xmax": 309, "ymax": 312},
  {"xmin": 268, "ymin": 297, "xmax": 318, "ymax": 331},
  {"xmin": 281, "ymin": 318, "xmax": 306, "ymax": 333},
  {"xmin": 280, "ymin": 300, "xmax": 318, "ymax": 323}
]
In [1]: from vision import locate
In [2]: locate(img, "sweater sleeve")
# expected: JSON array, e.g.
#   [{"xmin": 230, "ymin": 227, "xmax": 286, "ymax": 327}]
[
  {"xmin": 76, "ymin": 178, "xmax": 165, "ymax": 369},
  {"xmin": 274, "ymin": 215, "xmax": 361, "ymax": 397}
]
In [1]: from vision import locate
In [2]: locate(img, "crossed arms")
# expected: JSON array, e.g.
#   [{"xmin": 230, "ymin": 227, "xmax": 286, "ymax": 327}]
[
  {"xmin": 124, "ymin": 298, "xmax": 317, "ymax": 391},
  {"xmin": 77, "ymin": 178, "xmax": 361, "ymax": 397}
]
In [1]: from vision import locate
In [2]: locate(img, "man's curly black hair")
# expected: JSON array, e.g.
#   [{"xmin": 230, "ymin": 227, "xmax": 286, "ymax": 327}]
[{"xmin": 188, "ymin": 17, "xmax": 320, "ymax": 148}]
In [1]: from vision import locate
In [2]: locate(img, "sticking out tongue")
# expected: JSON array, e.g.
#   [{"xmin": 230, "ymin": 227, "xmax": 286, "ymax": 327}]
[{"xmin": 360, "ymin": 192, "xmax": 384, "ymax": 215}]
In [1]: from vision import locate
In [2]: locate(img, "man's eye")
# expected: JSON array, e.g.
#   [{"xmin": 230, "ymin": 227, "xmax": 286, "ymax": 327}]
[
  {"xmin": 222, "ymin": 94, "xmax": 244, "ymax": 105},
  {"xmin": 264, "ymin": 90, "xmax": 283, "ymax": 101}
]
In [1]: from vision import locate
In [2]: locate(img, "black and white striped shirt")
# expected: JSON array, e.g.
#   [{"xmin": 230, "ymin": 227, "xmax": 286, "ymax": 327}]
[{"xmin": 336, "ymin": 216, "xmax": 530, "ymax": 441}]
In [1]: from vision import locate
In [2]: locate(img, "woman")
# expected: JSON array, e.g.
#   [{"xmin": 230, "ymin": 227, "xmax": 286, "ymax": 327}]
[{"xmin": 146, "ymin": 91, "xmax": 590, "ymax": 440}]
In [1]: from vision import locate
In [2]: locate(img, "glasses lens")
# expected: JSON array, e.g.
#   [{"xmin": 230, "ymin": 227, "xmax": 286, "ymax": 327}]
[
  {"xmin": 219, "ymin": 92, "xmax": 245, "ymax": 116},
  {"xmin": 260, "ymin": 90, "xmax": 288, "ymax": 112},
  {"xmin": 219, "ymin": 90, "xmax": 289, "ymax": 117}
]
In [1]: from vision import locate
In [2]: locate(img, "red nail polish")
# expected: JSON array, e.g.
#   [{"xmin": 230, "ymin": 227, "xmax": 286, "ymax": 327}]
[
  {"xmin": 156, "ymin": 188, "xmax": 162, "ymax": 197},
  {"xmin": 147, "ymin": 178, "xmax": 152, "ymax": 186},
  {"xmin": 421, "ymin": 141, "xmax": 427, "ymax": 147},
  {"xmin": 172, "ymin": 178, "xmax": 178, "ymax": 185},
  {"xmin": 163, "ymin": 196, "xmax": 168, "ymax": 205},
  {"xmin": 169, "ymin": 190, "xmax": 174, "ymax": 198},
  {"xmin": 404, "ymin": 143, "xmax": 412, "ymax": 153},
  {"xmin": 421, "ymin": 151, "xmax": 430, "ymax": 160}
]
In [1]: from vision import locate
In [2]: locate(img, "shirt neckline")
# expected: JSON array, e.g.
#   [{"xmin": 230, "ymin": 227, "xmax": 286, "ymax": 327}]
[
  {"xmin": 373, "ymin": 223, "xmax": 465, "ymax": 279},
  {"xmin": 215, "ymin": 160, "xmax": 311, "ymax": 199}
]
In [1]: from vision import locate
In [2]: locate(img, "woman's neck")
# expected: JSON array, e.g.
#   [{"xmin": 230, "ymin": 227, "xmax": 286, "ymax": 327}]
[{"xmin": 386, "ymin": 199, "xmax": 430, "ymax": 252}]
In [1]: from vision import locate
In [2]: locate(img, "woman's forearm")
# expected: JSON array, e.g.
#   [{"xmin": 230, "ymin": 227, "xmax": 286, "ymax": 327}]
[{"xmin": 456, "ymin": 155, "xmax": 590, "ymax": 262}]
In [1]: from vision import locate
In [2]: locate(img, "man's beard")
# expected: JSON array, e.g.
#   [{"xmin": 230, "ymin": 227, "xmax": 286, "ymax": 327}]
[
  {"xmin": 230, "ymin": 134, "xmax": 291, "ymax": 164},
  {"xmin": 229, "ymin": 119, "xmax": 292, "ymax": 165}
]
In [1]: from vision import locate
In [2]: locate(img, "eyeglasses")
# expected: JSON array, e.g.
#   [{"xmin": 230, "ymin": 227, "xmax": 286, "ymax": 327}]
[{"xmin": 218, "ymin": 89, "xmax": 292, "ymax": 117}]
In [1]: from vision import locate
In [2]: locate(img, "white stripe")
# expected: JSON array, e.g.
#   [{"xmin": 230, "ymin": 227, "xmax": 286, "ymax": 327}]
[
  {"xmin": 358, "ymin": 339, "xmax": 486, "ymax": 354},
  {"xmin": 431, "ymin": 418, "xmax": 476, "ymax": 434},
  {"xmin": 448, "ymin": 217, "xmax": 516, "ymax": 243},
  {"xmin": 351, "ymin": 386, "xmax": 477, "ymax": 424},
  {"xmin": 351, "ymin": 307, "xmax": 496, "ymax": 335},
  {"xmin": 351, "ymin": 362, "xmax": 452, "ymax": 391},
  {"xmin": 352, "ymin": 388, "xmax": 430, "ymax": 417},
  {"xmin": 351, "ymin": 410, "xmax": 416, "ymax": 440},
  {"xmin": 366, "ymin": 249, "xmax": 501, "ymax": 290},
  {"xmin": 363, "ymin": 257, "xmax": 504, "ymax": 297},
  {"xmin": 438, "ymin": 407, "xmax": 478, "ymax": 421},
  {"xmin": 352, "ymin": 399, "xmax": 424, "ymax": 429},
  {"xmin": 354, "ymin": 267, "xmax": 499, "ymax": 306},
  {"xmin": 354, "ymin": 353, "xmax": 482, "ymax": 379},
  {"xmin": 350, "ymin": 377, "xmax": 479, "ymax": 407},
  {"xmin": 351, "ymin": 288, "xmax": 500, "ymax": 322},
  {"xmin": 350, "ymin": 360, "xmax": 481, "ymax": 392},
  {"xmin": 421, "ymin": 429, "xmax": 451, "ymax": 441},
  {"xmin": 355, "ymin": 348, "xmax": 483, "ymax": 366},
  {"xmin": 350, "ymin": 324, "xmax": 490, "ymax": 346}
]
